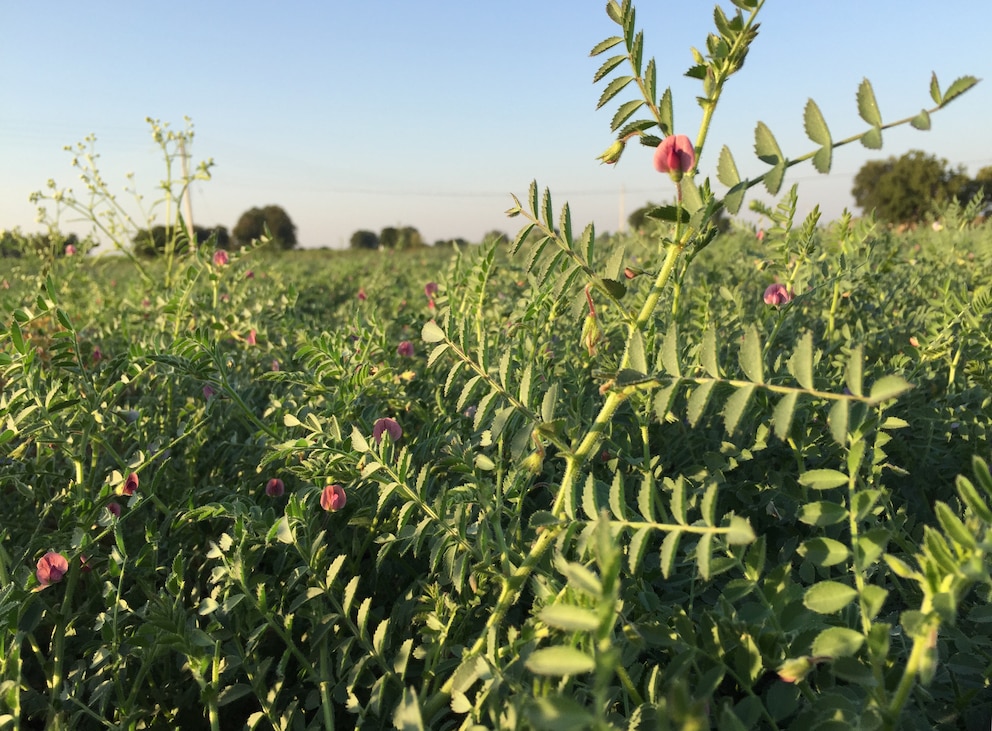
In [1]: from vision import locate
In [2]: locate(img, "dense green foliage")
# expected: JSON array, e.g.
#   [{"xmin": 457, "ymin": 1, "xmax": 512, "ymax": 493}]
[
  {"xmin": 233, "ymin": 206, "xmax": 298, "ymax": 250},
  {"xmin": 851, "ymin": 151, "xmax": 991, "ymax": 226},
  {"xmin": 3, "ymin": 2, "xmax": 990, "ymax": 729}
]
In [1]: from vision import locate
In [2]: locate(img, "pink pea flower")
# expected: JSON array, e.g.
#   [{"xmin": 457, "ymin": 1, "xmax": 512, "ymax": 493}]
[
  {"xmin": 245, "ymin": 270, "xmax": 254, "ymax": 279},
  {"xmin": 909, "ymin": 336, "xmax": 920, "ymax": 348},
  {"xmin": 357, "ymin": 287, "xmax": 367, "ymax": 301},
  {"xmin": 107, "ymin": 501, "xmax": 122, "ymax": 518},
  {"xmin": 271, "ymin": 359, "xmax": 281, "ymax": 371},
  {"xmin": 212, "ymin": 249, "xmax": 229, "ymax": 267},
  {"xmin": 372, "ymin": 417, "xmax": 402, "ymax": 445},
  {"xmin": 246, "ymin": 329, "xmax": 257, "ymax": 346},
  {"xmin": 320, "ymin": 484, "xmax": 347, "ymax": 512},
  {"xmin": 653, "ymin": 135, "xmax": 695, "ymax": 182},
  {"xmin": 757, "ymin": 229, "xmax": 766, "ymax": 242},
  {"xmin": 121, "ymin": 472, "xmax": 139, "ymax": 496},
  {"xmin": 265, "ymin": 478, "xmax": 285, "ymax": 497},
  {"xmin": 35, "ymin": 551, "xmax": 68, "ymax": 590},
  {"xmin": 763, "ymin": 283, "xmax": 793, "ymax": 306},
  {"xmin": 91, "ymin": 346, "xmax": 103, "ymax": 363},
  {"xmin": 397, "ymin": 340, "xmax": 415, "ymax": 357},
  {"xmin": 65, "ymin": 244, "xmax": 77, "ymax": 256},
  {"xmin": 203, "ymin": 384, "xmax": 217, "ymax": 400},
  {"xmin": 424, "ymin": 282, "xmax": 439, "ymax": 298}
]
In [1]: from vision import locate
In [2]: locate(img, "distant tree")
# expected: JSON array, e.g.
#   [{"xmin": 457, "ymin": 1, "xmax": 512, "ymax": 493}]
[
  {"xmin": 396, "ymin": 226, "xmax": 424, "ymax": 250},
  {"xmin": 481, "ymin": 230, "xmax": 508, "ymax": 245},
  {"xmin": 851, "ymin": 150, "xmax": 968, "ymax": 225},
  {"xmin": 233, "ymin": 205, "xmax": 297, "ymax": 249},
  {"xmin": 379, "ymin": 226, "xmax": 399, "ymax": 249},
  {"xmin": 955, "ymin": 165, "xmax": 992, "ymax": 217},
  {"xmin": 349, "ymin": 229, "xmax": 379, "ymax": 249},
  {"xmin": 132, "ymin": 224, "xmax": 229, "ymax": 257}
]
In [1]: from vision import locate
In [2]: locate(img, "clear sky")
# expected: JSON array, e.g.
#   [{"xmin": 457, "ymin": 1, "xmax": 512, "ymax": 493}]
[{"xmin": 2, "ymin": 2, "xmax": 989, "ymax": 249}]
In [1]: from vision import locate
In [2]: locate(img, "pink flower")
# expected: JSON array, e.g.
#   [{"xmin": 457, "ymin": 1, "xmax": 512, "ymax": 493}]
[
  {"xmin": 36, "ymin": 551, "xmax": 68, "ymax": 590},
  {"xmin": 271, "ymin": 359, "xmax": 281, "ymax": 371},
  {"xmin": 65, "ymin": 244, "xmax": 77, "ymax": 256},
  {"xmin": 397, "ymin": 340, "xmax": 415, "ymax": 357},
  {"xmin": 107, "ymin": 501, "xmax": 122, "ymax": 518},
  {"xmin": 320, "ymin": 484, "xmax": 347, "ymax": 512},
  {"xmin": 91, "ymin": 346, "xmax": 103, "ymax": 363},
  {"xmin": 122, "ymin": 472, "xmax": 139, "ymax": 496},
  {"xmin": 212, "ymin": 249, "xmax": 229, "ymax": 266},
  {"xmin": 424, "ymin": 282, "xmax": 439, "ymax": 298},
  {"xmin": 245, "ymin": 270, "xmax": 254, "ymax": 279},
  {"xmin": 653, "ymin": 135, "xmax": 695, "ymax": 182},
  {"xmin": 757, "ymin": 229, "xmax": 766, "ymax": 242},
  {"xmin": 203, "ymin": 384, "xmax": 216, "ymax": 400},
  {"xmin": 372, "ymin": 417, "xmax": 402, "ymax": 445},
  {"xmin": 357, "ymin": 287, "xmax": 367, "ymax": 301},
  {"xmin": 909, "ymin": 336, "xmax": 920, "ymax": 348},
  {"xmin": 246, "ymin": 329, "xmax": 257, "ymax": 346},
  {"xmin": 763, "ymin": 283, "xmax": 793, "ymax": 306},
  {"xmin": 265, "ymin": 478, "xmax": 285, "ymax": 497}
]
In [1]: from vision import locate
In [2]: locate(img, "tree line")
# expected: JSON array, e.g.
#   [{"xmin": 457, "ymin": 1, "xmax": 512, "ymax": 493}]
[{"xmin": 131, "ymin": 204, "xmax": 297, "ymax": 257}]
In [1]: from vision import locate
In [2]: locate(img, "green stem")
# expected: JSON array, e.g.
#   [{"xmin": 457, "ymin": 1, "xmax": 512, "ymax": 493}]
[{"xmin": 45, "ymin": 561, "xmax": 80, "ymax": 730}]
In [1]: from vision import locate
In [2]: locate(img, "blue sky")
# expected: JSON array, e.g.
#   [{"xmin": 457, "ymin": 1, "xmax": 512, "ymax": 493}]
[{"xmin": 2, "ymin": 2, "xmax": 989, "ymax": 249}]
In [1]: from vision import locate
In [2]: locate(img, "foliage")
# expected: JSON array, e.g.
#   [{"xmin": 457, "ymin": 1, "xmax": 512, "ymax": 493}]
[
  {"xmin": 233, "ymin": 205, "xmax": 298, "ymax": 250},
  {"xmin": 349, "ymin": 229, "xmax": 380, "ymax": 250},
  {"xmin": 132, "ymin": 224, "xmax": 230, "ymax": 258},
  {"xmin": 851, "ymin": 150, "xmax": 973, "ymax": 225},
  {"xmin": 379, "ymin": 225, "xmax": 424, "ymax": 250},
  {"xmin": 2, "ymin": 3, "xmax": 990, "ymax": 730}
]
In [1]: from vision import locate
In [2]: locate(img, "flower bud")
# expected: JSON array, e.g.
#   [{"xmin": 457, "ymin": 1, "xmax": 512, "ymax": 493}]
[{"xmin": 653, "ymin": 135, "xmax": 695, "ymax": 182}]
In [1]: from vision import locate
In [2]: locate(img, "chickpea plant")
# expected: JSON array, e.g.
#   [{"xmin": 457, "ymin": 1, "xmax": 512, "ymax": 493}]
[{"xmin": 1, "ymin": 1, "xmax": 990, "ymax": 730}]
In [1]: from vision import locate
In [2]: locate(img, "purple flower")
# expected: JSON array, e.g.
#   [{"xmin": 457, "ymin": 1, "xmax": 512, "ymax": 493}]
[
  {"xmin": 653, "ymin": 135, "xmax": 695, "ymax": 182},
  {"xmin": 372, "ymin": 417, "xmax": 402, "ymax": 445},
  {"xmin": 121, "ymin": 472, "xmax": 139, "ymax": 496},
  {"xmin": 203, "ymin": 384, "xmax": 217, "ymax": 400},
  {"xmin": 107, "ymin": 501, "xmax": 122, "ymax": 518},
  {"xmin": 265, "ymin": 478, "xmax": 285, "ymax": 497},
  {"xmin": 36, "ymin": 551, "xmax": 68, "ymax": 590},
  {"xmin": 763, "ymin": 283, "xmax": 793, "ymax": 306},
  {"xmin": 320, "ymin": 484, "xmax": 347, "ymax": 512},
  {"xmin": 397, "ymin": 340, "xmax": 415, "ymax": 357}
]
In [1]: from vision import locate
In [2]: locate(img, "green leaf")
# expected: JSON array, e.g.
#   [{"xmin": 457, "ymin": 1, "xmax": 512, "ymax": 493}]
[
  {"xmin": 861, "ymin": 585, "xmax": 889, "ymax": 621},
  {"xmin": 646, "ymin": 205, "xmax": 690, "ymax": 223},
  {"xmin": 625, "ymin": 329, "xmax": 647, "ymax": 375},
  {"xmin": 726, "ymin": 516, "xmax": 756, "ymax": 545},
  {"xmin": 799, "ymin": 469, "xmax": 849, "ymax": 490},
  {"xmin": 804, "ymin": 581, "xmax": 858, "ymax": 614},
  {"xmin": 803, "ymin": 98, "xmax": 832, "ymax": 146},
  {"xmin": 910, "ymin": 109, "xmax": 931, "ymax": 130},
  {"xmin": 696, "ymin": 532, "xmax": 713, "ymax": 580},
  {"xmin": 930, "ymin": 72, "xmax": 942, "ymax": 105},
  {"xmin": 812, "ymin": 627, "xmax": 865, "ymax": 659},
  {"xmin": 828, "ymin": 399, "xmax": 849, "ymax": 446},
  {"xmin": 681, "ymin": 179, "xmax": 703, "ymax": 213},
  {"xmin": 856, "ymin": 78, "xmax": 882, "ymax": 126},
  {"xmin": 790, "ymin": 331, "xmax": 814, "ymax": 390},
  {"xmin": 590, "ymin": 36, "xmax": 624, "ymax": 57},
  {"xmin": 9, "ymin": 320, "xmax": 25, "ymax": 355},
  {"xmin": 687, "ymin": 380, "xmax": 715, "ymax": 427},
  {"xmin": 723, "ymin": 384, "xmax": 754, "ymax": 436},
  {"xmin": 540, "ymin": 604, "xmax": 600, "ymax": 632},
  {"xmin": 541, "ymin": 383, "xmax": 559, "ymax": 424},
  {"xmin": 421, "ymin": 320, "xmax": 445, "ymax": 343},
  {"xmin": 812, "ymin": 145, "xmax": 832, "ymax": 174},
  {"xmin": 868, "ymin": 375, "xmax": 912, "ymax": 403},
  {"xmin": 764, "ymin": 163, "xmax": 786, "ymax": 196},
  {"xmin": 611, "ymin": 99, "xmax": 644, "ymax": 131},
  {"xmin": 956, "ymin": 475, "xmax": 992, "ymax": 523},
  {"xmin": 846, "ymin": 345, "xmax": 863, "ymax": 396},
  {"xmin": 940, "ymin": 75, "xmax": 979, "ymax": 106},
  {"xmin": 754, "ymin": 121, "xmax": 784, "ymax": 165},
  {"xmin": 662, "ymin": 324, "xmax": 681, "ymax": 377},
  {"xmin": 935, "ymin": 501, "xmax": 977, "ymax": 549},
  {"xmin": 597, "ymin": 75, "xmax": 635, "ymax": 109},
  {"xmin": 800, "ymin": 537, "xmax": 851, "ymax": 567},
  {"xmin": 557, "ymin": 560, "xmax": 602, "ymax": 597},
  {"xmin": 660, "ymin": 530, "xmax": 681, "ymax": 578},
  {"xmin": 525, "ymin": 647, "xmax": 595, "ymax": 676},
  {"xmin": 394, "ymin": 687, "xmax": 425, "ymax": 731},
  {"xmin": 659, "ymin": 87, "xmax": 673, "ymax": 137},
  {"xmin": 773, "ymin": 391, "xmax": 798, "ymax": 440},
  {"xmin": 275, "ymin": 515, "xmax": 294, "ymax": 544},
  {"xmin": 799, "ymin": 501, "xmax": 848, "ymax": 527},
  {"xmin": 717, "ymin": 146, "xmax": 740, "ymax": 187},
  {"xmin": 527, "ymin": 696, "xmax": 594, "ymax": 731},
  {"xmin": 724, "ymin": 181, "xmax": 746, "ymax": 215},
  {"xmin": 701, "ymin": 327, "xmax": 719, "ymax": 377},
  {"xmin": 860, "ymin": 126, "xmax": 883, "ymax": 150},
  {"xmin": 739, "ymin": 324, "xmax": 764, "ymax": 383}
]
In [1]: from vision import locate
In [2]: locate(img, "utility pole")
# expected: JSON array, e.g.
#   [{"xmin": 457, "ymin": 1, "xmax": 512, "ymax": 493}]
[
  {"xmin": 618, "ymin": 184, "xmax": 626, "ymax": 233},
  {"xmin": 179, "ymin": 139, "xmax": 196, "ymax": 248}
]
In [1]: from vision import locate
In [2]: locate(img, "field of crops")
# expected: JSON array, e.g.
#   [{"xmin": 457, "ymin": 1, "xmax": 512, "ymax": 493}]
[{"xmin": 1, "ymin": 206, "xmax": 991, "ymax": 729}]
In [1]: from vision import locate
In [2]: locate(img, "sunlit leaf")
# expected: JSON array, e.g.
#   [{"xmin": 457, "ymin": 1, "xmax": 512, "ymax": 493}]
[
  {"xmin": 723, "ymin": 384, "xmax": 754, "ymax": 435},
  {"xmin": 799, "ymin": 469, "xmax": 849, "ymax": 490},
  {"xmin": 525, "ymin": 647, "xmax": 595, "ymax": 676},
  {"xmin": 803, "ymin": 98, "xmax": 831, "ymax": 146},
  {"xmin": 739, "ymin": 324, "xmax": 764, "ymax": 383},
  {"xmin": 717, "ymin": 145, "xmax": 740, "ymax": 187},
  {"xmin": 597, "ymin": 75, "xmax": 635, "ymax": 109},
  {"xmin": 800, "ymin": 537, "xmax": 851, "ymax": 567},
  {"xmin": 540, "ymin": 605, "xmax": 600, "ymax": 632},
  {"xmin": 940, "ymin": 75, "xmax": 979, "ymax": 106},
  {"xmin": 860, "ymin": 126, "xmax": 883, "ymax": 150},
  {"xmin": 772, "ymin": 391, "xmax": 798, "ymax": 440},
  {"xmin": 753, "ymin": 121, "xmax": 784, "ymax": 165},
  {"xmin": 812, "ymin": 627, "xmax": 864, "ymax": 658},
  {"xmin": 804, "ymin": 581, "xmax": 857, "ymax": 614},
  {"xmin": 868, "ymin": 375, "xmax": 912, "ymax": 403},
  {"xmin": 828, "ymin": 399, "xmax": 849, "ymax": 446},
  {"xmin": 590, "ymin": 36, "xmax": 624, "ymax": 57},
  {"xmin": 910, "ymin": 109, "xmax": 931, "ymax": 130},
  {"xmin": 856, "ymin": 78, "xmax": 882, "ymax": 127}
]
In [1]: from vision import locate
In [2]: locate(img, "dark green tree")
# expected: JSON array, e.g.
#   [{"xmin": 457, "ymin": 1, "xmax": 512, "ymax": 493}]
[
  {"xmin": 131, "ymin": 225, "xmax": 228, "ymax": 257},
  {"xmin": 349, "ymin": 230, "xmax": 379, "ymax": 249},
  {"xmin": 379, "ymin": 226, "xmax": 399, "ymax": 249},
  {"xmin": 851, "ymin": 150, "xmax": 968, "ymax": 225},
  {"xmin": 233, "ymin": 205, "xmax": 297, "ymax": 249}
]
